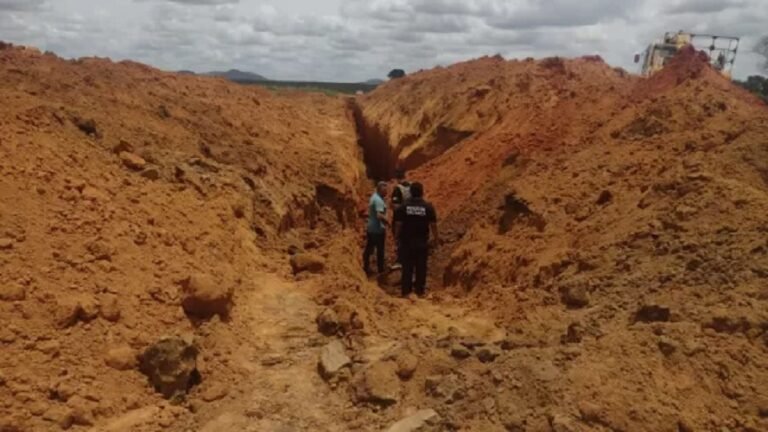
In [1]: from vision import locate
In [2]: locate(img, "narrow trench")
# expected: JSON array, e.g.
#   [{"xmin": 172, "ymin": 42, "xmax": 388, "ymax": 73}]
[
  {"xmin": 347, "ymin": 98, "xmax": 449, "ymax": 293},
  {"xmin": 348, "ymin": 98, "xmax": 399, "ymax": 182}
]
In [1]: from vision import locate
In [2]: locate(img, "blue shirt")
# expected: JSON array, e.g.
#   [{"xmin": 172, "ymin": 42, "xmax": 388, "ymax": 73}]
[{"xmin": 367, "ymin": 192, "xmax": 387, "ymax": 234}]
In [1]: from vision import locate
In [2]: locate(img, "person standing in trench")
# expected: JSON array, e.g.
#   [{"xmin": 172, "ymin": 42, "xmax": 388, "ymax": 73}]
[
  {"xmin": 393, "ymin": 182, "xmax": 438, "ymax": 298},
  {"xmin": 389, "ymin": 168, "xmax": 411, "ymax": 270},
  {"xmin": 363, "ymin": 181, "xmax": 389, "ymax": 276}
]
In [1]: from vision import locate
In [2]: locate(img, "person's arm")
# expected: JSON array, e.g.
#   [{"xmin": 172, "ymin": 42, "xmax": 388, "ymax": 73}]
[
  {"xmin": 375, "ymin": 200, "xmax": 388, "ymax": 225},
  {"xmin": 391, "ymin": 187, "xmax": 403, "ymax": 208}
]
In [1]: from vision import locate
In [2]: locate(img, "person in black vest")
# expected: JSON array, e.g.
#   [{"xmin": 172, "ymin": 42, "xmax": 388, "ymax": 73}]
[{"xmin": 393, "ymin": 182, "xmax": 439, "ymax": 298}]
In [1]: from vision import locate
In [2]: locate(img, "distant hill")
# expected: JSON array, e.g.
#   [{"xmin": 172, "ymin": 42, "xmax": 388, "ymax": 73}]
[
  {"xmin": 172, "ymin": 69, "xmax": 377, "ymax": 94},
  {"xmin": 175, "ymin": 69, "xmax": 268, "ymax": 81},
  {"xmin": 206, "ymin": 69, "xmax": 268, "ymax": 82}
]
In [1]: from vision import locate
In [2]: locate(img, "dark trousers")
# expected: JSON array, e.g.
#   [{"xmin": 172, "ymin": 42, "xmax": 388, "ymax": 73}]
[
  {"xmin": 363, "ymin": 232, "xmax": 385, "ymax": 274},
  {"xmin": 395, "ymin": 238, "xmax": 403, "ymax": 264},
  {"xmin": 401, "ymin": 245, "xmax": 428, "ymax": 296},
  {"xmin": 391, "ymin": 220, "xmax": 402, "ymax": 264}
]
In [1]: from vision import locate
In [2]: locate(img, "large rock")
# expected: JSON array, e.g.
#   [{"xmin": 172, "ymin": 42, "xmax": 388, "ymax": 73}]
[
  {"xmin": 139, "ymin": 336, "xmax": 200, "ymax": 400},
  {"xmin": 180, "ymin": 273, "xmax": 233, "ymax": 319},
  {"xmin": 353, "ymin": 361, "xmax": 400, "ymax": 406},
  {"xmin": 289, "ymin": 253, "xmax": 326, "ymax": 275},
  {"xmin": 385, "ymin": 409, "xmax": 440, "ymax": 432},
  {"xmin": 318, "ymin": 341, "xmax": 351, "ymax": 380}
]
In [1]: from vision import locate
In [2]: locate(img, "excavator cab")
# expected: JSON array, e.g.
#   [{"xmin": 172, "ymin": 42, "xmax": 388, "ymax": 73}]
[{"xmin": 637, "ymin": 31, "xmax": 740, "ymax": 78}]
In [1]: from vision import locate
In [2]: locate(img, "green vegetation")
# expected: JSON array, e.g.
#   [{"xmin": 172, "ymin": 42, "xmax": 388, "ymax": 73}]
[
  {"xmin": 388, "ymin": 69, "xmax": 406, "ymax": 79},
  {"xmin": 736, "ymin": 75, "xmax": 768, "ymax": 102},
  {"xmin": 237, "ymin": 79, "xmax": 378, "ymax": 95}
]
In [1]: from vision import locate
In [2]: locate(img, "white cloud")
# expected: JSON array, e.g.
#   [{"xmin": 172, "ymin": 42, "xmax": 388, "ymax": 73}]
[
  {"xmin": 0, "ymin": 0, "xmax": 765, "ymax": 81},
  {"xmin": 666, "ymin": 0, "xmax": 747, "ymax": 15},
  {"xmin": 0, "ymin": 0, "xmax": 47, "ymax": 11}
]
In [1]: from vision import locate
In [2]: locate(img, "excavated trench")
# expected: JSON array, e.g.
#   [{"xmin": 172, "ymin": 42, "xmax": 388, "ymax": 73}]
[
  {"xmin": 347, "ymin": 98, "xmax": 457, "ymax": 293},
  {"xmin": 348, "ymin": 98, "xmax": 476, "ymax": 183},
  {"xmin": 349, "ymin": 99, "xmax": 399, "ymax": 181}
]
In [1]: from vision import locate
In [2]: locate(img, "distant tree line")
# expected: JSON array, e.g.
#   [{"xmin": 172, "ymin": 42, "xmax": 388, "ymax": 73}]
[
  {"xmin": 388, "ymin": 69, "xmax": 406, "ymax": 79},
  {"xmin": 736, "ymin": 76, "xmax": 768, "ymax": 102}
]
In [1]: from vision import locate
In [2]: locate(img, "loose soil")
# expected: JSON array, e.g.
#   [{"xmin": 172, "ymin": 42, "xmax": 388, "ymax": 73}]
[{"xmin": 1, "ymin": 43, "xmax": 768, "ymax": 432}]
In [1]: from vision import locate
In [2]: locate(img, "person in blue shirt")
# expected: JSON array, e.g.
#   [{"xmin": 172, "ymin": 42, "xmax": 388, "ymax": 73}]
[{"xmin": 364, "ymin": 181, "xmax": 389, "ymax": 275}]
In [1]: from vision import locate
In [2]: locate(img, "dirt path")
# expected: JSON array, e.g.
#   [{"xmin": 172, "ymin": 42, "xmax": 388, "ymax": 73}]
[
  {"xmin": 183, "ymin": 271, "xmax": 505, "ymax": 432},
  {"xmin": 195, "ymin": 273, "xmax": 355, "ymax": 432}
]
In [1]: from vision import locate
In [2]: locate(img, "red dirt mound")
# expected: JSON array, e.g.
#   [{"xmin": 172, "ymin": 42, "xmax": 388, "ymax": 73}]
[
  {"xmin": 0, "ymin": 43, "xmax": 369, "ymax": 431},
  {"xmin": 4, "ymin": 38, "xmax": 768, "ymax": 432},
  {"xmin": 359, "ymin": 50, "xmax": 768, "ymax": 431}
]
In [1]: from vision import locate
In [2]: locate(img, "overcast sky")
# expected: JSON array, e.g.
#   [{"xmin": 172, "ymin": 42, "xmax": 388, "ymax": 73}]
[{"xmin": 1, "ymin": 0, "xmax": 766, "ymax": 81}]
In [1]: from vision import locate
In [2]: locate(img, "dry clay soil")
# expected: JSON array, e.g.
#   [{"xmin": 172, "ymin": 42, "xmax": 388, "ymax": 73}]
[{"xmin": 1, "ymin": 43, "xmax": 768, "ymax": 432}]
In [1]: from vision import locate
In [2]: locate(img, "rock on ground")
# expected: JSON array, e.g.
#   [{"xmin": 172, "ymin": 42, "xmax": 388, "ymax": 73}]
[
  {"xmin": 42, "ymin": 406, "xmax": 75, "ymax": 430},
  {"xmin": 290, "ymin": 253, "xmax": 326, "ymax": 274},
  {"xmin": 0, "ymin": 283, "xmax": 25, "ymax": 301},
  {"xmin": 105, "ymin": 345, "xmax": 138, "ymax": 371},
  {"xmin": 180, "ymin": 273, "xmax": 234, "ymax": 319},
  {"xmin": 139, "ymin": 336, "xmax": 200, "ymax": 399},
  {"xmin": 0, "ymin": 238, "xmax": 14, "ymax": 250},
  {"xmin": 319, "ymin": 340, "xmax": 351, "ymax": 380},
  {"xmin": 450, "ymin": 344, "xmax": 471, "ymax": 360},
  {"xmin": 200, "ymin": 383, "xmax": 229, "ymax": 402},
  {"xmin": 353, "ymin": 360, "xmax": 400, "ymax": 406},
  {"xmin": 634, "ymin": 304, "xmax": 671, "ymax": 323},
  {"xmin": 316, "ymin": 308, "xmax": 341, "ymax": 336},
  {"xmin": 561, "ymin": 284, "xmax": 590, "ymax": 308},
  {"xmin": 385, "ymin": 409, "xmax": 440, "ymax": 432},
  {"xmin": 476, "ymin": 346, "xmax": 501, "ymax": 363},
  {"xmin": 396, "ymin": 352, "xmax": 419, "ymax": 380},
  {"xmin": 119, "ymin": 151, "xmax": 147, "ymax": 171},
  {"xmin": 54, "ymin": 296, "xmax": 100, "ymax": 329},
  {"xmin": 99, "ymin": 295, "xmax": 121, "ymax": 322}
]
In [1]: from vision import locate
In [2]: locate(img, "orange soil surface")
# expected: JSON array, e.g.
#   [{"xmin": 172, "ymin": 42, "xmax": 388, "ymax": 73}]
[
  {"xmin": 360, "ymin": 47, "xmax": 768, "ymax": 431},
  {"xmin": 2, "ymin": 40, "xmax": 768, "ymax": 432},
  {"xmin": 0, "ymin": 43, "xmax": 372, "ymax": 432}
]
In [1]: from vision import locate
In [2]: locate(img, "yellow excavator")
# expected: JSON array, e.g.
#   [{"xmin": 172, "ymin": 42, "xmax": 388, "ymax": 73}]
[{"xmin": 635, "ymin": 31, "xmax": 740, "ymax": 78}]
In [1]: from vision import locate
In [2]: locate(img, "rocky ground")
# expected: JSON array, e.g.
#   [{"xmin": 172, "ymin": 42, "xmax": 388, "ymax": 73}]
[{"xmin": 1, "ymin": 42, "xmax": 767, "ymax": 432}]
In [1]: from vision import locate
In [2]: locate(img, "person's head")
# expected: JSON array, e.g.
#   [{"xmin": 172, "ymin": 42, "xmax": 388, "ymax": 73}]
[
  {"xmin": 410, "ymin": 182, "xmax": 424, "ymax": 199},
  {"xmin": 376, "ymin": 181, "xmax": 388, "ymax": 197},
  {"xmin": 395, "ymin": 168, "xmax": 407, "ymax": 181}
]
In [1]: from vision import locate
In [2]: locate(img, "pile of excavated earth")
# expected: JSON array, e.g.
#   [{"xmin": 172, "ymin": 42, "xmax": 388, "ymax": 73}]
[{"xmin": 1, "ymin": 42, "xmax": 767, "ymax": 432}]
